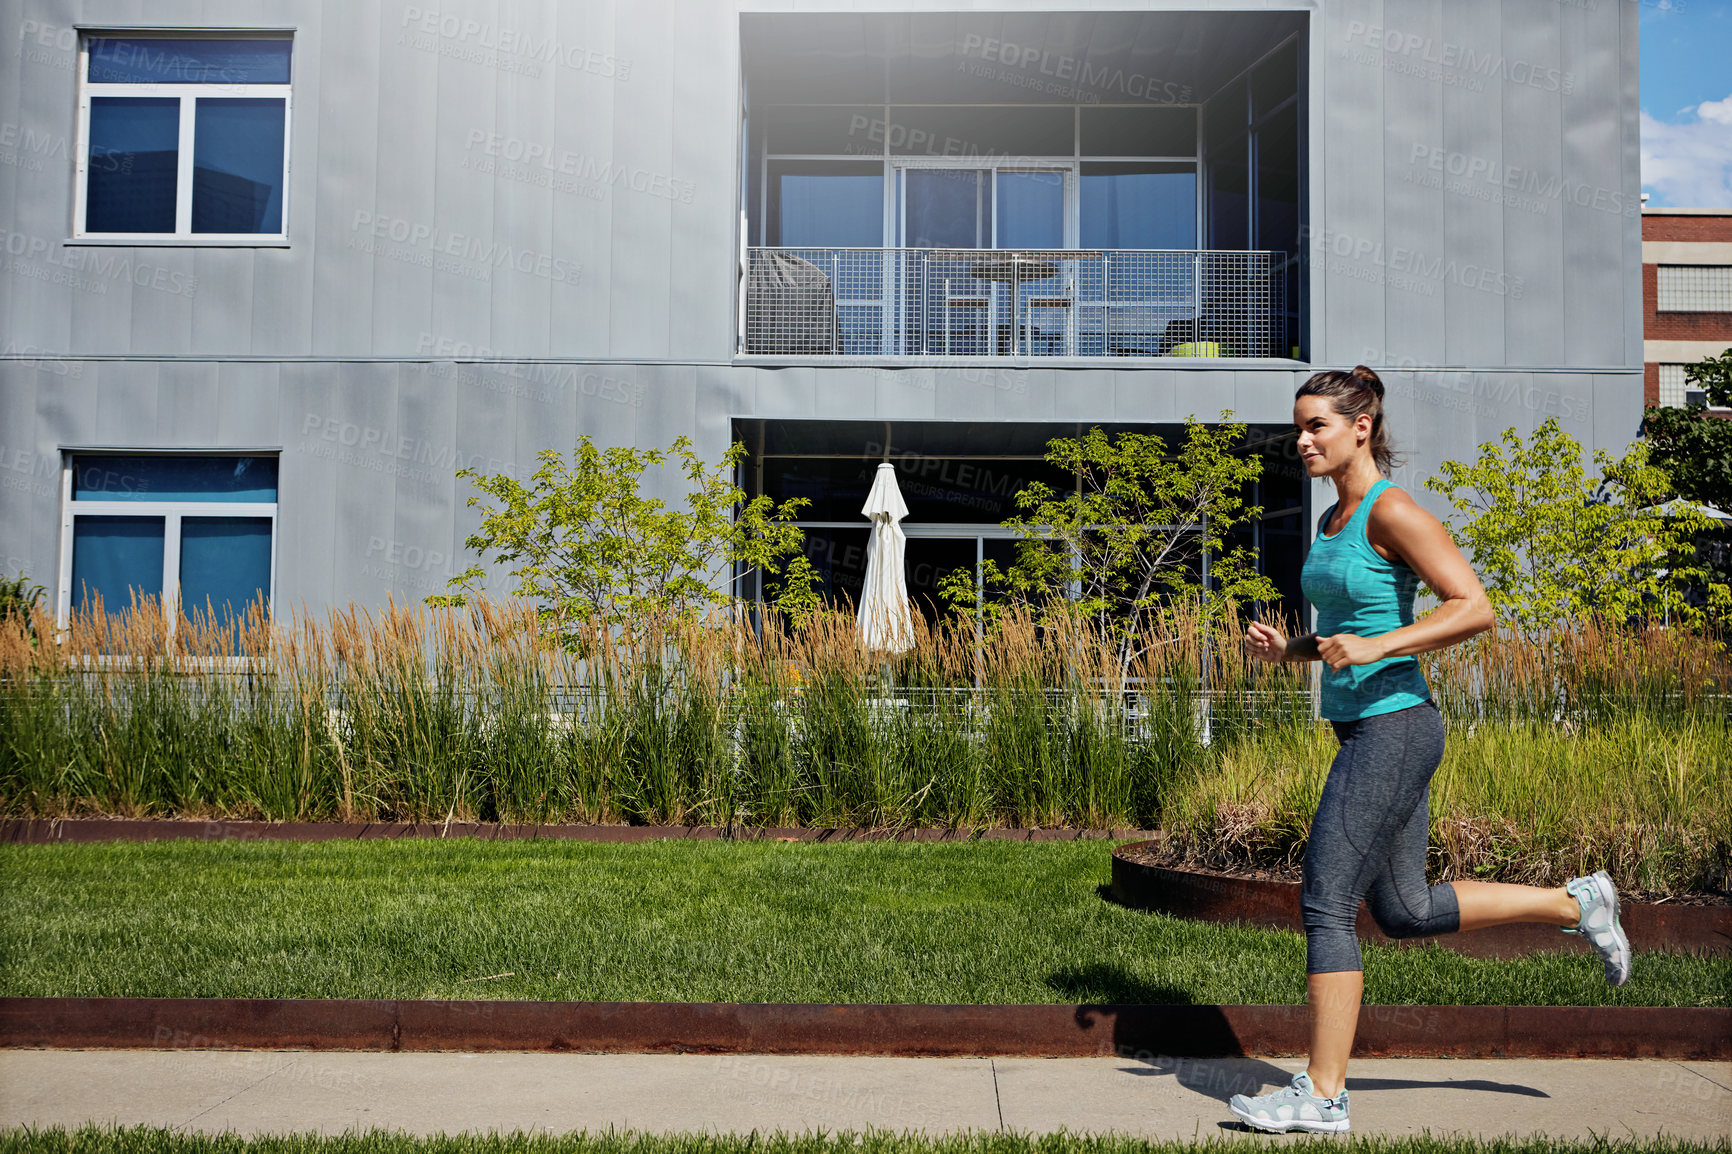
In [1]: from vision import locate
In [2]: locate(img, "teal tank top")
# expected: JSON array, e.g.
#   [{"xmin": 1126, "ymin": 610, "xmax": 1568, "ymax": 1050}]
[{"xmin": 1300, "ymin": 479, "xmax": 1431, "ymax": 722}]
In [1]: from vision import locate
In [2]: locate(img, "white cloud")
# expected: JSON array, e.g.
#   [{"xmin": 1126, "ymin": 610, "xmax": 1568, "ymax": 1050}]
[
  {"xmin": 1698, "ymin": 96, "xmax": 1732, "ymax": 126},
  {"xmin": 1642, "ymin": 96, "xmax": 1732, "ymax": 207}
]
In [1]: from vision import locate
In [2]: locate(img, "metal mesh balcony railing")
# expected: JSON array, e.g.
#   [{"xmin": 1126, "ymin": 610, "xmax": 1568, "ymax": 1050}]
[{"xmin": 741, "ymin": 247, "xmax": 1289, "ymax": 358}]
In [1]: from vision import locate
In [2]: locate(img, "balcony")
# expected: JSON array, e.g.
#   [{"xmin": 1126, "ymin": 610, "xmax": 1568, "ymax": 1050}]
[{"xmin": 742, "ymin": 247, "xmax": 1288, "ymax": 360}]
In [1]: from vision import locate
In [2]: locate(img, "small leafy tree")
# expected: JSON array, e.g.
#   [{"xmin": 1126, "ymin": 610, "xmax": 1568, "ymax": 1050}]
[
  {"xmin": 430, "ymin": 436, "xmax": 818, "ymax": 635},
  {"xmin": 942, "ymin": 415, "xmax": 1278, "ymax": 669},
  {"xmin": 1642, "ymin": 347, "xmax": 1732, "ymax": 596},
  {"xmin": 1425, "ymin": 417, "xmax": 1729, "ymax": 635}
]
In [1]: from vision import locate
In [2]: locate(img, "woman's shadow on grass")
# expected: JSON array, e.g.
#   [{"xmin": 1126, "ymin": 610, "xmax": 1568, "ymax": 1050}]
[{"xmin": 1046, "ymin": 961, "xmax": 1550, "ymax": 1110}]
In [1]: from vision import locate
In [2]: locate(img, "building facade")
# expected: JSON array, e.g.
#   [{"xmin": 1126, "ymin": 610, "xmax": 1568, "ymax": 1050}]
[
  {"xmin": 0, "ymin": 1, "xmax": 1645, "ymax": 627},
  {"xmin": 1642, "ymin": 208, "xmax": 1732, "ymax": 409}
]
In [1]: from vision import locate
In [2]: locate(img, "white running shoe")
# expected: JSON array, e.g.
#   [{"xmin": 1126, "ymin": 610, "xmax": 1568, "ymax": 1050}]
[
  {"xmin": 1228, "ymin": 1070, "xmax": 1350, "ymax": 1134},
  {"xmin": 1565, "ymin": 869, "xmax": 1632, "ymax": 986}
]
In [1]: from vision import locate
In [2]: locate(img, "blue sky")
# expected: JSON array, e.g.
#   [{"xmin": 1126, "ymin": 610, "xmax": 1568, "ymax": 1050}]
[{"xmin": 1640, "ymin": 0, "xmax": 1732, "ymax": 207}]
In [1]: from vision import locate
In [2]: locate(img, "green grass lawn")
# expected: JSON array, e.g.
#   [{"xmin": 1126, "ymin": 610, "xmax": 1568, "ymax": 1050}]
[
  {"xmin": 2, "ymin": 1129, "xmax": 1728, "ymax": 1154},
  {"xmin": 0, "ymin": 839, "xmax": 1726, "ymax": 1006}
]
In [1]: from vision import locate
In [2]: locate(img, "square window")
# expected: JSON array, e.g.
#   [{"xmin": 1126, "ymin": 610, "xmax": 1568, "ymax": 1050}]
[
  {"xmin": 76, "ymin": 35, "xmax": 292, "ymax": 242},
  {"xmin": 61, "ymin": 454, "xmax": 278, "ymax": 643}
]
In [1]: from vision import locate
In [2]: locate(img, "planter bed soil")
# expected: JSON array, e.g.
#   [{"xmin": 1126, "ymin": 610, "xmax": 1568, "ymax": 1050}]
[
  {"xmin": 1110, "ymin": 842, "xmax": 1732, "ymax": 958},
  {"xmin": 2, "ymin": 997, "xmax": 1726, "ymax": 1061}
]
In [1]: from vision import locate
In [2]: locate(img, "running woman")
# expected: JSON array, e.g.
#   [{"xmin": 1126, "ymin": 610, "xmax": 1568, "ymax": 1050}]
[{"xmin": 1225, "ymin": 365, "xmax": 1631, "ymax": 1135}]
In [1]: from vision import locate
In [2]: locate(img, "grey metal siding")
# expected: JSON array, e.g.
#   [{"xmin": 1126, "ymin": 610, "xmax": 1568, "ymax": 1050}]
[{"xmin": 0, "ymin": 0, "xmax": 1648, "ymax": 615}]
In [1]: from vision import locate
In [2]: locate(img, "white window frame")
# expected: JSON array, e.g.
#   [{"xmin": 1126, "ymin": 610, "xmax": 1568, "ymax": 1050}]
[
  {"xmin": 73, "ymin": 31, "xmax": 293, "ymax": 246},
  {"xmin": 57, "ymin": 452, "xmax": 280, "ymax": 637}
]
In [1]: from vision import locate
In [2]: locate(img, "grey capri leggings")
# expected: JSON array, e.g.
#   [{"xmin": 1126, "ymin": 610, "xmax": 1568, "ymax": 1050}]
[{"xmin": 1301, "ymin": 699, "xmax": 1461, "ymax": 974}]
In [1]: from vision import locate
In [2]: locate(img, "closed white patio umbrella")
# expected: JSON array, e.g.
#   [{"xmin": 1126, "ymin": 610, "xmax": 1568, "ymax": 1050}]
[{"xmin": 857, "ymin": 462, "xmax": 915, "ymax": 653}]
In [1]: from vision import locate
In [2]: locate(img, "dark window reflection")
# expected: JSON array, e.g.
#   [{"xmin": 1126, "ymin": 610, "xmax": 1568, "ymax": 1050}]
[
  {"xmin": 798, "ymin": 528, "xmax": 870, "ymax": 607},
  {"xmin": 904, "ymin": 168, "xmax": 985, "ymax": 248},
  {"xmin": 73, "ymin": 455, "xmax": 279, "ymax": 502},
  {"xmin": 86, "ymin": 97, "xmax": 179, "ymax": 233},
  {"xmin": 193, "ymin": 98, "xmax": 286, "ymax": 233},
  {"xmin": 88, "ymin": 38, "xmax": 291, "ymax": 85}
]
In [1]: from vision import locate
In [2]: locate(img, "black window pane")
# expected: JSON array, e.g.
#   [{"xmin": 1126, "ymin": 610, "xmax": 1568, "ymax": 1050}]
[
  {"xmin": 73, "ymin": 455, "xmax": 278, "ymax": 502},
  {"xmin": 906, "ymin": 537, "xmax": 978, "ymax": 618},
  {"xmin": 1208, "ymin": 137, "xmax": 1248, "ymax": 250},
  {"xmin": 797, "ymin": 528, "xmax": 871, "ymax": 607},
  {"xmin": 1206, "ymin": 83, "xmax": 1246, "ymax": 152},
  {"xmin": 1254, "ymin": 103, "xmax": 1300, "ymax": 260},
  {"xmin": 89, "ymin": 38, "xmax": 291, "ymax": 84},
  {"xmin": 86, "ymin": 97, "xmax": 178, "ymax": 233},
  {"xmin": 762, "ymin": 458, "xmax": 878, "ymax": 521},
  {"xmin": 1081, "ymin": 163, "xmax": 1196, "ymax": 249},
  {"xmin": 762, "ymin": 454, "xmax": 1073, "ymax": 525},
  {"xmin": 1080, "ymin": 107, "xmax": 1197, "ymax": 158},
  {"xmin": 1252, "ymin": 41, "xmax": 1299, "ymax": 122},
  {"xmin": 192, "ymin": 98, "xmax": 286, "ymax": 233}
]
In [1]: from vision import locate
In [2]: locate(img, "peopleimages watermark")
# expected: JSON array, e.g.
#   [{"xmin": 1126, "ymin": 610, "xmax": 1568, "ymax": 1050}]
[
  {"xmin": 841, "ymin": 113, "xmax": 1030, "ymax": 161},
  {"xmin": 413, "ymin": 344, "xmax": 646, "ymax": 411},
  {"xmin": 150, "ymin": 1033, "xmax": 382, "ymax": 1095},
  {"xmin": 461, "ymin": 130, "xmax": 694, "ymax": 205},
  {"xmin": 0, "ymin": 122, "xmax": 125, "ymax": 176},
  {"xmin": 959, "ymin": 33, "xmax": 1192, "ymax": 104},
  {"xmin": 1, "ymin": 339, "xmax": 83, "ymax": 378},
  {"xmin": 361, "ymin": 535, "xmax": 466, "ymax": 596},
  {"xmin": 0, "ymin": 228, "xmax": 199, "ymax": 298},
  {"xmin": 0, "ymin": 440, "xmax": 59, "ymax": 501},
  {"xmin": 17, "ymin": 19, "xmax": 77, "ymax": 72},
  {"xmin": 864, "ymin": 364, "xmax": 1029, "ymax": 395},
  {"xmin": 1341, "ymin": 21, "xmax": 1574, "ymax": 95},
  {"xmin": 1403, "ymin": 145, "xmax": 1639, "ymax": 219},
  {"xmin": 398, "ymin": 7, "xmax": 630, "ymax": 81},
  {"xmin": 1304, "ymin": 226, "xmax": 1525, "ymax": 300},
  {"xmin": 297, "ymin": 411, "xmax": 517, "ymax": 486},
  {"xmin": 710, "ymin": 1055, "xmax": 942, "ymax": 1129},
  {"xmin": 347, "ymin": 211, "xmax": 582, "ymax": 286},
  {"xmin": 1363, "ymin": 350, "xmax": 1592, "ymax": 424}
]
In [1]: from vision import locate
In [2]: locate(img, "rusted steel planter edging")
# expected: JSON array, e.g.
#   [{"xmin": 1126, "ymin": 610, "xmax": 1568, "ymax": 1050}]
[
  {"xmin": 2, "ymin": 998, "xmax": 1726, "ymax": 1061},
  {"xmin": 0, "ymin": 819, "xmax": 1156, "ymax": 845},
  {"xmin": 1110, "ymin": 841, "xmax": 1732, "ymax": 959}
]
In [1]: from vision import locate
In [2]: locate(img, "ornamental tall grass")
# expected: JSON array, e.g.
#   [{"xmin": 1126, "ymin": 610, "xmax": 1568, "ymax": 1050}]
[{"xmin": 1, "ymin": 596, "xmax": 1726, "ymax": 885}]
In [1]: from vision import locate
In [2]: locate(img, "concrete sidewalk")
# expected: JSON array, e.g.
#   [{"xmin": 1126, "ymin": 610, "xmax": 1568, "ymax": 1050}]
[{"xmin": 2, "ymin": 1051, "xmax": 1728, "ymax": 1141}]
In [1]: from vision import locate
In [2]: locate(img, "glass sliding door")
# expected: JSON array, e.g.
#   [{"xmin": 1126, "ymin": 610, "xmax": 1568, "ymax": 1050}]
[
  {"xmin": 994, "ymin": 170, "xmax": 1065, "ymax": 249},
  {"xmin": 900, "ymin": 164, "xmax": 1075, "ymax": 354},
  {"xmin": 902, "ymin": 168, "xmax": 986, "ymax": 249},
  {"xmin": 765, "ymin": 160, "xmax": 888, "ymax": 353}
]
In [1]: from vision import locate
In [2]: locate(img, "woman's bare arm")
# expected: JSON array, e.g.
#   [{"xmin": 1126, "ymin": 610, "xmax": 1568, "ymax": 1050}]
[
  {"xmin": 1349, "ymin": 487, "xmax": 1493, "ymax": 662},
  {"xmin": 1245, "ymin": 489, "xmax": 1492, "ymax": 669}
]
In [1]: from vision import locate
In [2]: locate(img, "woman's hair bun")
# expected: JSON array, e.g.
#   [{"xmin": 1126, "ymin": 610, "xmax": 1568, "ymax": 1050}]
[{"xmin": 1348, "ymin": 364, "xmax": 1384, "ymax": 398}]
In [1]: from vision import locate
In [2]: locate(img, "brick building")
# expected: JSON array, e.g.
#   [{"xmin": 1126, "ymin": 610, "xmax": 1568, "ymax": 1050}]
[{"xmin": 1643, "ymin": 208, "xmax": 1732, "ymax": 407}]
